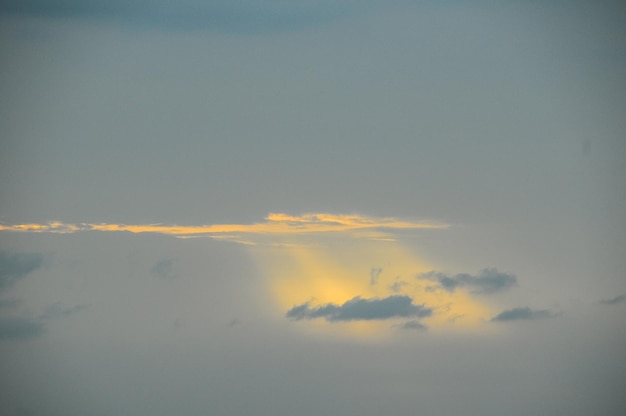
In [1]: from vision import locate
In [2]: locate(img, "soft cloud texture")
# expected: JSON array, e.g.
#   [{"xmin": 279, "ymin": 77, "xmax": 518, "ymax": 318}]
[
  {"xmin": 369, "ymin": 267, "xmax": 382, "ymax": 286},
  {"xmin": 0, "ymin": 0, "xmax": 379, "ymax": 32},
  {"xmin": 38, "ymin": 302, "xmax": 91, "ymax": 320},
  {"xmin": 0, "ymin": 213, "xmax": 447, "ymax": 241},
  {"xmin": 419, "ymin": 268, "xmax": 516, "ymax": 294},
  {"xmin": 286, "ymin": 295, "xmax": 432, "ymax": 322},
  {"xmin": 150, "ymin": 258, "xmax": 178, "ymax": 279},
  {"xmin": 0, "ymin": 316, "xmax": 44, "ymax": 339},
  {"xmin": 490, "ymin": 307, "xmax": 555, "ymax": 322},
  {"xmin": 600, "ymin": 294, "xmax": 626, "ymax": 305},
  {"xmin": 0, "ymin": 250, "xmax": 43, "ymax": 290},
  {"xmin": 397, "ymin": 320, "xmax": 427, "ymax": 330}
]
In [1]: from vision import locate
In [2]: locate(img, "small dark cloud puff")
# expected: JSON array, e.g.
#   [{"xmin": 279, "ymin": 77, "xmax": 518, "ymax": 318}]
[
  {"xmin": 0, "ymin": 251, "xmax": 43, "ymax": 291},
  {"xmin": 286, "ymin": 295, "xmax": 432, "ymax": 322},
  {"xmin": 370, "ymin": 267, "xmax": 382, "ymax": 286},
  {"xmin": 389, "ymin": 280, "xmax": 408, "ymax": 293},
  {"xmin": 150, "ymin": 258, "xmax": 177, "ymax": 279},
  {"xmin": 600, "ymin": 294, "xmax": 626, "ymax": 305},
  {"xmin": 0, "ymin": 317, "xmax": 44, "ymax": 340},
  {"xmin": 490, "ymin": 307, "xmax": 555, "ymax": 322},
  {"xmin": 418, "ymin": 268, "xmax": 516, "ymax": 294}
]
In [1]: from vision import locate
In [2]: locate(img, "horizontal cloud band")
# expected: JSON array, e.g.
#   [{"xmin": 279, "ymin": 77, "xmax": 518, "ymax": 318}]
[
  {"xmin": 490, "ymin": 307, "xmax": 554, "ymax": 322},
  {"xmin": 286, "ymin": 295, "xmax": 433, "ymax": 322},
  {"xmin": 419, "ymin": 268, "xmax": 516, "ymax": 294},
  {"xmin": 0, "ymin": 213, "xmax": 448, "ymax": 239}
]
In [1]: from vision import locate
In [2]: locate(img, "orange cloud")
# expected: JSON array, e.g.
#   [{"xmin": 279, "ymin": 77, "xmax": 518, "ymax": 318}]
[{"xmin": 0, "ymin": 213, "xmax": 447, "ymax": 240}]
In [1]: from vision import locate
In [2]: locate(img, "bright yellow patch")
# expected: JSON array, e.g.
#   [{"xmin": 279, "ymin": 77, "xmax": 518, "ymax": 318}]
[{"xmin": 252, "ymin": 236, "xmax": 493, "ymax": 339}]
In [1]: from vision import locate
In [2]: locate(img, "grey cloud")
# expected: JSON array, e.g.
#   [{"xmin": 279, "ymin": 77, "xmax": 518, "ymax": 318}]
[
  {"xmin": 286, "ymin": 295, "xmax": 432, "ymax": 322},
  {"xmin": 0, "ymin": 251, "xmax": 43, "ymax": 291},
  {"xmin": 389, "ymin": 280, "xmax": 408, "ymax": 293},
  {"xmin": 38, "ymin": 302, "xmax": 91, "ymax": 320},
  {"xmin": 490, "ymin": 307, "xmax": 555, "ymax": 322},
  {"xmin": 0, "ymin": 0, "xmax": 368, "ymax": 32},
  {"xmin": 419, "ymin": 268, "xmax": 516, "ymax": 294},
  {"xmin": 600, "ymin": 294, "xmax": 626, "ymax": 305},
  {"xmin": 369, "ymin": 267, "xmax": 382, "ymax": 286},
  {"xmin": 151, "ymin": 258, "xmax": 177, "ymax": 279},
  {"xmin": 0, "ymin": 317, "xmax": 44, "ymax": 339},
  {"xmin": 0, "ymin": 298, "xmax": 21, "ymax": 309},
  {"xmin": 397, "ymin": 320, "xmax": 427, "ymax": 330}
]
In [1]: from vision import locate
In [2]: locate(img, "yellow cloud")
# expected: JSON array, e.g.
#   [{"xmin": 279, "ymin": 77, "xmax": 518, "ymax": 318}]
[{"xmin": 0, "ymin": 213, "xmax": 447, "ymax": 238}]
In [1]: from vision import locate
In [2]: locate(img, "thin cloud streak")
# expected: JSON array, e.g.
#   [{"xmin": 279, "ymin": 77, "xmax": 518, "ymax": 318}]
[{"xmin": 0, "ymin": 213, "xmax": 448, "ymax": 239}]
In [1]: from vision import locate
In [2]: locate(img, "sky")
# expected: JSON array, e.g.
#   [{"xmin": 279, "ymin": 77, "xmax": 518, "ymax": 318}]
[{"xmin": 1, "ymin": 1, "xmax": 625, "ymax": 415}]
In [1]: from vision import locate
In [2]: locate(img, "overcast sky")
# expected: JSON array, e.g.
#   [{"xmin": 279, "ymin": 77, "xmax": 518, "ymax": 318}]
[{"xmin": 1, "ymin": 1, "xmax": 625, "ymax": 415}]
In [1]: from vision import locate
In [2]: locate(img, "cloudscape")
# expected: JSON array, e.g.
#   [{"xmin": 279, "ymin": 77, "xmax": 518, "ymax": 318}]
[{"xmin": 1, "ymin": 1, "xmax": 625, "ymax": 415}]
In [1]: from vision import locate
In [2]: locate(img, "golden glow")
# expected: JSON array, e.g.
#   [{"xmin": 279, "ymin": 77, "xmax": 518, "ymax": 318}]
[
  {"xmin": 253, "ymin": 236, "xmax": 494, "ymax": 339},
  {"xmin": 1, "ymin": 213, "xmax": 494, "ymax": 338},
  {"xmin": 0, "ymin": 213, "xmax": 447, "ymax": 239}
]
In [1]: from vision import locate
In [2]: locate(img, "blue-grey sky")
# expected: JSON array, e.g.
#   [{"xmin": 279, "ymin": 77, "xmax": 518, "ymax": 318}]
[{"xmin": 1, "ymin": 1, "xmax": 625, "ymax": 415}]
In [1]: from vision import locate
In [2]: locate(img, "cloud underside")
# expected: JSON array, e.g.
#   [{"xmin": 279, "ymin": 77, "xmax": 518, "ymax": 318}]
[
  {"xmin": 0, "ymin": 317, "xmax": 44, "ymax": 339},
  {"xmin": 0, "ymin": 251, "xmax": 43, "ymax": 290},
  {"xmin": 490, "ymin": 307, "xmax": 555, "ymax": 322},
  {"xmin": 286, "ymin": 295, "xmax": 432, "ymax": 322},
  {"xmin": 0, "ymin": 213, "xmax": 447, "ymax": 241},
  {"xmin": 600, "ymin": 294, "xmax": 626, "ymax": 305},
  {"xmin": 0, "ymin": 302, "xmax": 90, "ymax": 340},
  {"xmin": 0, "ymin": 0, "xmax": 372, "ymax": 31},
  {"xmin": 419, "ymin": 268, "xmax": 516, "ymax": 294}
]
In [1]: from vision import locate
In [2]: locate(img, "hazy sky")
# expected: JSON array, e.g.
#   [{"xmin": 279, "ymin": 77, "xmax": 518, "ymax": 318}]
[{"xmin": 1, "ymin": 1, "xmax": 625, "ymax": 415}]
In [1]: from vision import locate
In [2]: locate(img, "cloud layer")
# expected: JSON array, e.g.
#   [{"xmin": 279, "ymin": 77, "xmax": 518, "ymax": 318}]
[
  {"xmin": 286, "ymin": 295, "xmax": 432, "ymax": 322},
  {"xmin": 0, "ymin": 213, "xmax": 447, "ymax": 241},
  {"xmin": 0, "ymin": 317, "xmax": 44, "ymax": 339},
  {"xmin": 0, "ymin": 251, "xmax": 43, "ymax": 290},
  {"xmin": 0, "ymin": 0, "xmax": 378, "ymax": 32},
  {"xmin": 600, "ymin": 294, "xmax": 626, "ymax": 305},
  {"xmin": 490, "ymin": 307, "xmax": 555, "ymax": 322},
  {"xmin": 419, "ymin": 268, "xmax": 516, "ymax": 294}
]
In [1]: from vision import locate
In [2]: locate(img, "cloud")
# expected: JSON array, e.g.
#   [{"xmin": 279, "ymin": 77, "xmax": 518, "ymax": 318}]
[
  {"xmin": 600, "ymin": 294, "xmax": 626, "ymax": 305},
  {"xmin": 0, "ymin": 0, "xmax": 373, "ymax": 32},
  {"xmin": 0, "ymin": 213, "xmax": 447, "ymax": 242},
  {"xmin": 490, "ymin": 307, "xmax": 555, "ymax": 322},
  {"xmin": 38, "ymin": 302, "xmax": 91, "ymax": 320},
  {"xmin": 369, "ymin": 267, "xmax": 382, "ymax": 286},
  {"xmin": 0, "ymin": 251, "xmax": 43, "ymax": 291},
  {"xmin": 0, "ymin": 317, "xmax": 44, "ymax": 340},
  {"xmin": 150, "ymin": 258, "xmax": 177, "ymax": 279},
  {"xmin": 0, "ymin": 299, "xmax": 21, "ymax": 309},
  {"xmin": 389, "ymin": 280, "xmax": 408, "ymax": 293},
  {"xmin": 418, "ymin": 268, "xmax": 516, "ymax": 294},
  {"xmin": 396, "ymin": 320, "xmax": 427, "ymax": 330},
  {"xmin": 286, "ymin": 295, "xmax": 432, "ymax": 322}
]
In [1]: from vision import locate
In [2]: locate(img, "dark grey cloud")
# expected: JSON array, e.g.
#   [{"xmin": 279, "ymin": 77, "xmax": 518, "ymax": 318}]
[
  {"xmin": 600, "ymin": 294, "xmax": 626, "ymax": 305},
  {"xmin": 38, "ymin": 302, "xmax": 90, "ymax": 320},
  {"xmin": 418, "ymin": 268, "xmax": 516, "ymax": 294},
  {"xmin": 0, "ymin": 251, "xmax": 43, "ymax": 291},
  {"xmin": 0, "ymin": 317, "xmax": 44, "ymax": 339},
  {"xmin": 0, "ymin": 0, "xmax": 369, "ymax": 32},
  {"xmin": 286, "ymin": 295, "xmax": 432, "ymax": 322},
  {"xmin": 490, "ymin": 307, "xmax": 555, "ymax": 322}
]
